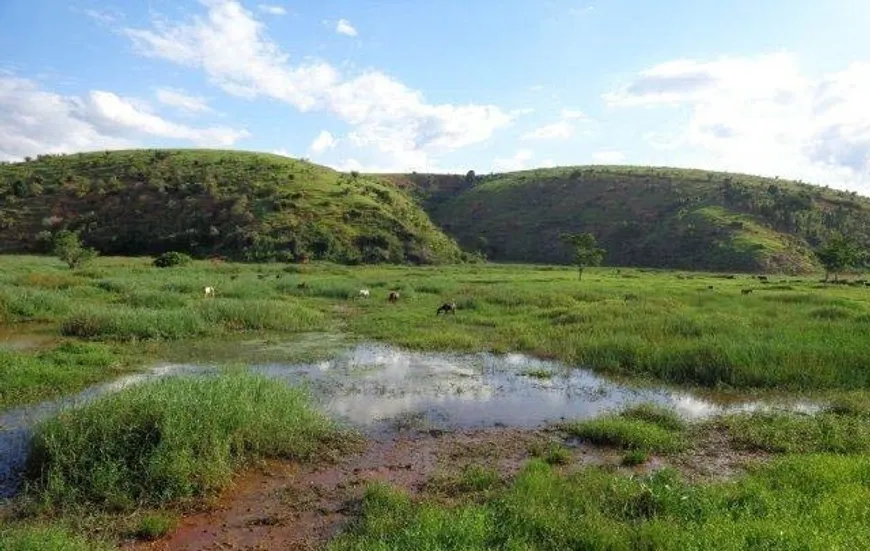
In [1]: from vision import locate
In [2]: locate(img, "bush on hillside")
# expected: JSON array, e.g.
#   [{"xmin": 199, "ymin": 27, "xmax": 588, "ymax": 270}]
[{"xmin": 152, "ymin": 251, "xmax": 193, "ymax": 268}]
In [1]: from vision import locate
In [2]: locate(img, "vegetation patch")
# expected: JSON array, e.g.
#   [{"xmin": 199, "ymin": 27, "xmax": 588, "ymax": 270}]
[
  {"xmin": 24, "ymin": 373, "xmax": 350, "ymax": 511},
  {"xmin": 0, "ymin": 342, "xmax": 124, "ymax": 411},
  {"xmin": 562, "ymin": 404, "xmax": 686, "ymax": 453},
  {"xmin": 0, "ymin": 525, "xmax": 113, "ymax": 551},
  {"xmin": 718, "ymin": 410, "xmax": 870, "ymax": 454},
  {"xmin": 329, "ymin": 455, "xmax": 870, "ymax": 550}
]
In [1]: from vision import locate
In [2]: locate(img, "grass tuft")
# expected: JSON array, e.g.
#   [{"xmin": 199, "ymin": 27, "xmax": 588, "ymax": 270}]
[{"xmin": 25, "ymin": 373, "xmax": 348, "ymax": 511}]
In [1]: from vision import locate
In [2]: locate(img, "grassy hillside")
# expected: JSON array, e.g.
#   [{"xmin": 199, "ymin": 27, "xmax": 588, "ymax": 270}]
[
  {"xmin": 0, "ymin": 150, "xmax": 462, "ymax": 264},
  {"xmin": 419, "ymin": 166, "xmax": 870, "ymax": 273}
]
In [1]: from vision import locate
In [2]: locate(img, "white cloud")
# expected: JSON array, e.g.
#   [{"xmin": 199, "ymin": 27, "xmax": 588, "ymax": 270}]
[
  {"xmin": 83, "ymin": 9, "xmax": 116, "ymax": 25},
  {"xmin": 591, "ymin": 150, "xmax": 626, "ymax": 164},
  {"xmin": 560, "ymin": 108, "xmax": 586, "ymax": 120},
  {"xmin": 272, "ymin": 148, "xmax": 294, "ymax": 157},
  {"xmin": 541, "ymin": 158, "xmax": 557, "ymax": 167},
  {"xmin": 336, "ymin": 19, "xmax": 357, "ymax": 37},
  {"xmin": 258, "ymin": 4, "xmax": 287, "ymax": 15},
  {"xmin": 0, "ymin": 75, "xmax": 247, "ymax": 161},
  {"xmin": 493, "ymin": 149, "xmax": 533, "ymax": 172},
  {"xmin": 156, "ymin": 87, "xmax": 212, "ymax": 113},
  {"xmin": 309, "ymin": 130, "xmax": 337, "ymax": 154},
  {"xmin": 123, "ymin": 1, "xmax": 511, "ymax": 171},
  {"xmin": 521, "ymin": 120, "xmax": 574, "ymax": 141},
  {"xmin": 606, "ymin": 53, "xmax": 870, "ymax": 190},
  {"xmin": 529, "ymin": 84, "xmax": 545, "ymax": 92}
]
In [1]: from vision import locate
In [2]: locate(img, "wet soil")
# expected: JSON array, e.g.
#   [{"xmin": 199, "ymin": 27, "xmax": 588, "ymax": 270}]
[{"xmin": 125, "ymin": 425, "xmax": 765, "ymax": 551}]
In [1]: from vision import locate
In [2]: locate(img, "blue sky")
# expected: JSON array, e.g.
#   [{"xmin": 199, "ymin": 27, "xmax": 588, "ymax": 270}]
[{"xmin": 1, "ymin": 0, "xmax": 869, "ymax": 191}]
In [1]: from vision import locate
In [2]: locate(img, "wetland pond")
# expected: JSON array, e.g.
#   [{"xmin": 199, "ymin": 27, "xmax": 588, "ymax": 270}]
[{"xmin": 1, "ymin": 341, "xmax": 819, "ymax": 498}]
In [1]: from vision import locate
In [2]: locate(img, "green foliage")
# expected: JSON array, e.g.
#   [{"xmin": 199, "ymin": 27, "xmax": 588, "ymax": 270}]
[
  {"xmin": 719, "ymin": 411, "xmax": 870, "ymax": 454},
  {"xmin": 51, "ymin": 231, "xmax": 97, "ymax": 270},
  {"xmin": 0, "ymin": 525, "xmax": 113, "ymax": 551},
  {"xmin": 562, "ymin": 404, "xmax": 687, "ymax": 453},
  {"xmin": 0, "ymin": 342, "xmax": 123, "ymax": 410},
  {"xmin": 152, "ymin": 251, "xmax": 192, "ymax": 268},
  {"xmin": 422, "ymin": 165, "xmax": 870, "ymax": 273},
  {"xmin": 25, "ymin": 373, "xmax": 345, "ymax": 510},
  {"xmin": 330, "ymin": 456, "xmax": 870, "ymax": 550},
  {"xmin": 0, "ymin": 150, "xmax": 462, "ymax": 264},
  {"xmin": 815, "ymin": 234, "xmax": 863, "ymax": 280},
  {"xmin": 561, "ymin": 232, "xmax": 605, "ymax": 280},
  {"xmin": 131, "ymin": 513, "xmax": 178, "ymax": 541}
]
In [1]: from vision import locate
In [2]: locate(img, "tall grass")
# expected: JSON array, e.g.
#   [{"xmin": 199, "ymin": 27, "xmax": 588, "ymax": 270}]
[
  {"xmin": 0, "ymin": 342, "xmax": 124, "ymax": 410},
  {"xmin": 330, "ymin": 455, "xmax": 870, "ymax": 550},
  {"xmin": 25, "ymin": 373, "xmax": 348, "ymax": 510},
  {"xmin": 562, "ymin": 404, "xmax": 687, "ymax": 453}
]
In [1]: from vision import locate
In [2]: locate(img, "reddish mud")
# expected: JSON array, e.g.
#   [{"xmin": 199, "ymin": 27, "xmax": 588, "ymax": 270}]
[{"xmin": 126, "ymin": 426, "xmax": 764, "ymax": 551}]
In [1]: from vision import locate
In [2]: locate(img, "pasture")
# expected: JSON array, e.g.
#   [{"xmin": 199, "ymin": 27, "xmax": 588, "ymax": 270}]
[{"xmin": 3, "ymin": 254, "xmax": 870, "ymax": 549}]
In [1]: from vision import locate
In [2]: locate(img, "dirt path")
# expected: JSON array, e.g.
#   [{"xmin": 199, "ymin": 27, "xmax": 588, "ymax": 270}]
[{"xmin": 127, "ymin": 426, "xmax": 765, "ymax": 551}]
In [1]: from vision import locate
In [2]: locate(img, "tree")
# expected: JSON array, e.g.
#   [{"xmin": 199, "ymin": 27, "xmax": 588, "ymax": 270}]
[
  {"xmin": 815, "ymin": 235, "xmax": 861, "ymax": 281},
  {"xmin": 52, "ymin": 230, "xmax": 97, "ymax": 269},
  {"xmin": 562, "ymin": 232, "xmax": 605, "ymax": 280}
]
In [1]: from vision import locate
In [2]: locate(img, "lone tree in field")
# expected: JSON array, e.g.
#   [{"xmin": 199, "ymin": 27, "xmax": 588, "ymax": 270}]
[
  {"xmin": 52, "ymin": 230, "xmax": 97, "ymax": 269},
  {"xmin": 815, "ymin": 235, "xmax": 861, "ymax": 282},
  {"xmin": 562, "ymin": 232, "xmax": 605, "ymax": 281}
]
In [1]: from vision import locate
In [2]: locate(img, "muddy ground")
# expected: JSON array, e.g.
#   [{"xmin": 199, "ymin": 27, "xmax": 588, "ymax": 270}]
[{"xmin": 127, "ymin": 426, "xmax": 766, "ymax": 551}]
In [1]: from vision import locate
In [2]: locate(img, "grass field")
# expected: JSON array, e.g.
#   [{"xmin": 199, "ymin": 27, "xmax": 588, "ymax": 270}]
[
  {"xmin": 4, "ymin": 254, "xmax": 870, "ymax": 549},
  {"xmin": 3, "ymin": 254, "xmax": 870, "ymax": 409}
]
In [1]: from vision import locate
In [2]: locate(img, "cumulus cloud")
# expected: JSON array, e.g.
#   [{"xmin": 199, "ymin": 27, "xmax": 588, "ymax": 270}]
[
  {"xmin": 123, "ymin": 1, "xmax": 511, "ymax": 171},
  {"xmin": 156, "ymin": 87, "xmax": 212, "ymax": 113},
  {"xmin": 560, "ymin": 108, "xmax": 586, "ymax": 120},
  {"xmin": 336, "ymin": 19, "xmax": 357, "ymax": 37},
  {"xmin": 258, "ymin": 4, "xmax": 287, "ymax": 15},
  {"xmin": 591, "ymin": 150, "xmax": 626, "ymax": 164},
  {"xmin": 309, "ymin": 130, "xmax": 337, "ymax": 154},
  {"xmin": 605, "ymin": 53, "xmax": 870, "ymax": 189},
  {"xmin": 493, "ymin": 149, "xmax": 533, "ymax": 172},
  {"xmin": 0, "ymin": 75, "xmax": 247, "ymax": 161},
  {"xmin": 522, "ymin": 120, "xmax": 574, "ymax": 141}
]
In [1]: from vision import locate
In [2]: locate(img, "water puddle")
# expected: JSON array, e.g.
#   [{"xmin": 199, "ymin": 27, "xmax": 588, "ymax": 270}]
[
  {"xmin": 0, "ymin": 324, "xmax": 56, "ymax": 351},
  {"xmin": 1, "ymin": 343, "xmax": 820, "ymax": 499}
]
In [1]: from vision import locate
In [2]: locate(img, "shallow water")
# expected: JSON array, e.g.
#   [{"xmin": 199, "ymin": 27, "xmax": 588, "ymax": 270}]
[{"xmin": 0, "ymin": 343, "xmax": 819, "ymax": 498}]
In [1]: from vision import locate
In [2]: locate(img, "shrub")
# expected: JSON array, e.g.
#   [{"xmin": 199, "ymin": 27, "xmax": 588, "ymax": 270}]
[{"xmin": 152, "ymin": 252, "xmax": 193, "ymax": 268}]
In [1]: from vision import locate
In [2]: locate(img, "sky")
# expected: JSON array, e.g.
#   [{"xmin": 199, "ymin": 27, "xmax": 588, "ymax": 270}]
[{"xmin": 1, "ymin": 0, "xmax": 869, "ymax": 192}]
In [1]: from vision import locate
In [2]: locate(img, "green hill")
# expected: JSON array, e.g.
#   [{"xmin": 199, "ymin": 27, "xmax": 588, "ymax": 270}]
[
  {"xmin": 3, "ymin": 151, "xmax": 869, "ymax": 272},
  {"xmin": 407, "ymin": 166, "xmax": 870, "ymax": 273},
  {"xmin": 0, "ymin": 150, "xmax": 462, "ymax": 264}
]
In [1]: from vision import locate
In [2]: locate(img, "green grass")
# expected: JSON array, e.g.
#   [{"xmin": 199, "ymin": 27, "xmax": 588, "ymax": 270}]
[
  {"xmin": 0, "ymin": 525, "xmax": 113, "ymax": 551},
  {"xmin": 131, "ymin": 512, "xmax": 178, "ymax": 541},
  {"xmin": 5, "ymin": 256, "xmax": 870, "ymax": 397},
  {"xmin": 330, "ymin": 455, "xmax": 870, "ymax": 550},
  {"xmin": 621, "ymin": 450, "xmax": 649, "ymax": 466},
  {"xmin": 0, "ymin": 342, "xmax": 127, "ymax": 410},
  {"xmin": 24, "ymin": 372, "xmax": 350, "ymax": 511},
  {"xmin": 563, "ymin": 404, "xmax": 687, "ymax": 453},
  {"xmin": 718, "ymin": 410, "xmax": 870, "ymax": 454}
]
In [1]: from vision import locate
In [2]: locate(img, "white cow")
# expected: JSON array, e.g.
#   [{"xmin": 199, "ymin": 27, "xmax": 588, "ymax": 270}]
[
  {"xmin": 204, "ymin": 286, "xmax": 216, "ymax": 298},
  {"xmin": 359, "ymin": 289, "xmax": 370, "ymax": 298}
]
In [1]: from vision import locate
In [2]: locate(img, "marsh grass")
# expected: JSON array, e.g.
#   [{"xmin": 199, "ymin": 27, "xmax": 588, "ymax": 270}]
[
  {"xmin": 24, "ymin": 373, "xmax": 349, "ymax": 511},
  {"xmin": 718, "ymin": 410, "xmax": 870, "ymax": 454},
  {"xmin": 5, "ymin": 256, "xmax": 870, "ymax": 391},
  {"xmin": 0, "ymin": 342, "xmax": 125, "ymax": 410},
  {"xmin": 563, "ymin": 404, "xmax": 686, "ymax": 453},
  {"xmin": 330, "ymin": 455, "xmax": 870, "ymax": 550}
]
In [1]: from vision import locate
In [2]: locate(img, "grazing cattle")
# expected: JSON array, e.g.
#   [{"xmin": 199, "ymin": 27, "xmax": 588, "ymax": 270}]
[
  {"xmin": 436, "ymin": 301, "xmax": 457, "ymax": 315},
  {"xmin": 757, "ymin": 275, "xmax": 769, "ymax": 282},
  {"xmin": 297, "ymin": 281, "xmax": 308, "ymax": 289},
  {"xmin": 359, "ymin": 289, "xmax": 370, "ymax": 298},
  {"xmin": 204, "ymin": 286, "xmax": 216, "ymax": 298},
  {"xmin": 707, "ymin": 285, "xmax": 714, "ymax": 290},
  {"xmin": 741, "ymin": 289, "xmax": 753, "ymax": 295},
  {"xmin": 388, "ymin": 291, "xmax": 400, "ymax": 303}
]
